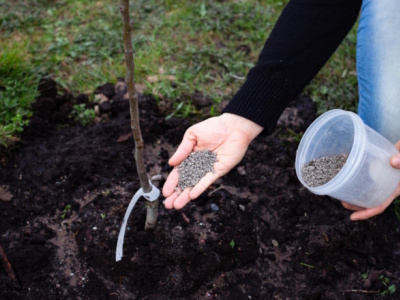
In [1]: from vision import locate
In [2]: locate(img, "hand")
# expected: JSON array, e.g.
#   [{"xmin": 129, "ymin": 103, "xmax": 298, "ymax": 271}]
[
  {"xmin": 163, "ymin": 113, "xmax": 263, "ymax": 209},
  {"xmin": 342, "ymin": 140, "xmax": 400, "ymax": 220}
]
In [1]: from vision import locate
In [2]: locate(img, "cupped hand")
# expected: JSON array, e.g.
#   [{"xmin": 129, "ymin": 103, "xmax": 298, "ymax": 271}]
[
  {"xmin": 342, "ymin": 140, "xmax": 400, "ymax": 220},
  {"xmin": 163, "ymin": 113, "xmax": 263, "ymax": 210}
]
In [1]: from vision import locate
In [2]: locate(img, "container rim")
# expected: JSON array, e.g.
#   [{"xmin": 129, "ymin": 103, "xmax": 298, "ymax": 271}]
[{"xmin": 295, "ymin": 109, "xmax": 366, "ymax": 195}]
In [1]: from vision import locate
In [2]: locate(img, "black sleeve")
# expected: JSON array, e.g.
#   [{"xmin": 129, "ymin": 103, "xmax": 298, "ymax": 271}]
[{"xmin": 222, "ymin": 0, "xmax": 362, "ymax": 134}]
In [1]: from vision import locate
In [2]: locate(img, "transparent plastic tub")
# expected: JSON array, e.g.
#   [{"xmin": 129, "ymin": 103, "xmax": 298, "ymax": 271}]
[{"xmin": 295, "ymin": 109, "xmax": 400, "ymax": 208}]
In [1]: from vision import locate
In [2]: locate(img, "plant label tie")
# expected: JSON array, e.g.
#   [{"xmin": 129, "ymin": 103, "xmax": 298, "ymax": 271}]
[{"xmin": 116, "ymin": 182, "xmax": 160, "ymax": 262}]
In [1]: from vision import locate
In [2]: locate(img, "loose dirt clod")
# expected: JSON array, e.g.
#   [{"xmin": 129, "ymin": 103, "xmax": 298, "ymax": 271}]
[
  {"xmin": 178, "ymin": 150, "xmax": 217, "ymax": 190},
  {"xmin": 301, "ymin": 154, "xmax": 348, "ymax": 187}
]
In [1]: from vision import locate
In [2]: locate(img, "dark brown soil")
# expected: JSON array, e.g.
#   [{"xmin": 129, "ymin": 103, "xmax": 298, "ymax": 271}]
[{"xmin": 1, "ymin": 79, "xmax": 400, "ymax": 299}]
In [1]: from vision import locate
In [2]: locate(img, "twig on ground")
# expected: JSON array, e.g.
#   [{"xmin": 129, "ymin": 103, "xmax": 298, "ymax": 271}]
[
  {"xmin": 0, "ymin": 244, "xmax": 18, "ymax": 286},
  {"xmin": 344, "ymin": 289, "xmax": 378, "ymax": 294},
  {"xmin": 181, "ymin": 213, "xmax": 190, "ymax": 224},
  {"xmin": 208, "ymin": 185, "xmax": 225, "ymax": 197}
]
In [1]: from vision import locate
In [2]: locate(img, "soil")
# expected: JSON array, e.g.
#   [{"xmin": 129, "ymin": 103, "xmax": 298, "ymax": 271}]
[{"xmin": 1, "ymin": 80, "xmax": 400, "ymax": 299}]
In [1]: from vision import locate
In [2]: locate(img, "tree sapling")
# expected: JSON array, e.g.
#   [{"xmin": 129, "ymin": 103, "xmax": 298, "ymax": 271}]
[{"xmin": 116, "ymin": 0, "xmax": 160, "ymax": 262}]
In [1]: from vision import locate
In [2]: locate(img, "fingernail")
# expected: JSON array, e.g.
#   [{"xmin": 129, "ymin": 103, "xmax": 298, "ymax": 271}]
[{"xmin": 393, "ymin": 155, "xmax": 400, "ymax": 168}]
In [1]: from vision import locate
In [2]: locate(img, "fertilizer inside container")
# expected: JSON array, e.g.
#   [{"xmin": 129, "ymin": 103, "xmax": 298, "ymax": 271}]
[{"xmin": 301, "ymin": 154, "xmax": 348, "ymax": 187}]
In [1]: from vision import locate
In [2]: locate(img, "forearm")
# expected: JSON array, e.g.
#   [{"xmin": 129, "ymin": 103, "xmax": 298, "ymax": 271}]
[{"xmin": 223, "ymin": 0, "xmax": 362, "ymax": 134}]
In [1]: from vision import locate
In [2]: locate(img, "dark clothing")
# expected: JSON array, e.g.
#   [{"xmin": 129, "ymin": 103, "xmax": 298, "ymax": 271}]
[{"xmin": 223, "ymin": 0, "xmax": 362, "ymax": 134}]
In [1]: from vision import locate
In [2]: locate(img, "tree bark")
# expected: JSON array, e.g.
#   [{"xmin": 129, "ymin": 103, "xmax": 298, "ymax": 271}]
[{"xmin": 119, "ymin": 0, "xmax": 158, "ymax": 229}]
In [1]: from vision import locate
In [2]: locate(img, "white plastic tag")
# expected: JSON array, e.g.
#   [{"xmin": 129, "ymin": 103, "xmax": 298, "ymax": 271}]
[{"xmin": 116, "ymin": 181, "xmax": 160, "ymax": 261}]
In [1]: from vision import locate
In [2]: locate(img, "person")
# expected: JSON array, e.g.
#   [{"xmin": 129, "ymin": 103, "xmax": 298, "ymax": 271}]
[{"xmin": 162, "ymin": 0, "xmax": 400, "ymax": 220}]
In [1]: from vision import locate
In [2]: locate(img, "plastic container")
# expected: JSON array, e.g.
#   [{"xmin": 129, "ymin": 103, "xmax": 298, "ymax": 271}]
[{"xmin": 295, "ymin": 109, "xmax": 400, "ymax": 208}]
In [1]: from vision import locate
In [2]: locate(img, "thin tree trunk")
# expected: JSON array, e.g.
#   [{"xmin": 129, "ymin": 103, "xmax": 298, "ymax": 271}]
[{"xmin": 119, "ymin": 0, "xmax": 158, "ymax": 229}]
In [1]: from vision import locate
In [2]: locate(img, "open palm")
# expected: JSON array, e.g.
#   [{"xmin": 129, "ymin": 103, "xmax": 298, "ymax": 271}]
[{"xmin": 163, "ymin": 113, "xmax": 263, "ymax": 209}]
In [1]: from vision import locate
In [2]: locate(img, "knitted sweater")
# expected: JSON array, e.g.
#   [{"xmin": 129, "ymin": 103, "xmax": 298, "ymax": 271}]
[{"xmin": 223, "ymin": 0, "xmax": 362, "ymax": 134}]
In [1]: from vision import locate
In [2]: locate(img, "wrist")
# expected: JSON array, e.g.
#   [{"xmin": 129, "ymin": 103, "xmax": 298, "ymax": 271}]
[{"xmin": 221, "ymin": 113, "xmax": 263, "ymax": 142}]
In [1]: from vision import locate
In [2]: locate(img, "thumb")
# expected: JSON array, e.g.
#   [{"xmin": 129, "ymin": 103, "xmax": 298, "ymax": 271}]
[{"xmin": 169, "ymin": 132, "xmax": 197, "ymax": 166}]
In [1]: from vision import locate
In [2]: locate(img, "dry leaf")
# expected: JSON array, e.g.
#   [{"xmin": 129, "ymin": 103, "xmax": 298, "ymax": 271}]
[
  {"xmin": 117, "ymin": 133, "xmax": 132, "ymax": 143},
  {"xmin": 135, "ymin": 83, "xmax": 145, "ymax": 93},
  {"xmin": 147, "ymin": 75, "xmax": 158, "ymax": 83},
  {"xmin": 166, "ymin": 75, "xmax": 176, "ymax": 81}
]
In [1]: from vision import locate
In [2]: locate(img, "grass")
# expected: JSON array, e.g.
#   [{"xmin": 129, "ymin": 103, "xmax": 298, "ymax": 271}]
[
  {"xmin": 69, "ymin": 104, "xmax": 96, "ymax": 127},
  {"xmin": 0, "ymin": 0, "xmax": 358, "ymax": 146},
  {"xmin": 0, "ymin": 41, "xmax": 41, "ymax": 146}
]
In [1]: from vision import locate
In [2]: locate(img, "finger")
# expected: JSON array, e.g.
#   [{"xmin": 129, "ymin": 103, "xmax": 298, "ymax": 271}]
[
  {"xmin": 390, "ymin": 153, "xmax": 400, "ymax": 168},
  {"xmin": 395, "ymin": 139, "xmax": 400, "ymax": 151},
  {"xmin": 341, "ymin": 201, "xmax": 364, "ymax": 211},
  {"xmin": 169, "ymin": 132, "xmax": 197, "ymax": 166},
  {"xmin": 189, "ymin": 171, "xmax": 220, "ymax": 200},
  {"xmin": 350, "ymin": 194, "xmax": 396, "ymax": 221},
  {"xmin": 350, "ymin": 206, "xmax": 385, "ymax": 221},
  {"xmin": 162, "ymin": 168, "xmax": 179, "ymax": 197},
  {"xmin": 164, "ymin": 191, "xmax": 179, "ymax": 209},
  {"xmin": 172, "ymin": 188, "xmax": 191, "ymax": 210}
]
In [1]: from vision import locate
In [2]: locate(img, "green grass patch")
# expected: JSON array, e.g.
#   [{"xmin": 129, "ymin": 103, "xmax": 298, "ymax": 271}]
[
  {"xmin": 0, "ymin": 41, "xmax": 41, "ymax": 146},
  {"xmin": 0, "ymin": 0, "xmax": 287, "ymax": 97},
  {"xmin": 69, "ymin": 104, "xmax": 96, "ymax": 127}
]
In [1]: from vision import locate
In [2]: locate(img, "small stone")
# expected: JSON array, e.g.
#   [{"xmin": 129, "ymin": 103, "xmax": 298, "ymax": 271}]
[
  {"xmin": 272, "ymin": 239, "xmax": 279, "ymax": 247},
  {"xmin": 93, "ymin": 226, "xmax": 97, "ymax": 230},
  {"xmin": 115, "ymin": 81, "xmax": 128, "ymax": 95},
  {"xmin": 94, "ymin": 105, "xmax": 100, "ymax": 116},
  {"xmin": 147, "ymin": 75, "xmax": 159, "ymax": 83},
  {"xmin": 239, "ymin": 204, "xmax": 246, "ymax": 212},
  {"xmin": 0, "ymin": 185, "xmax": 13, "ymax": 202},
  {"xmin": 211, "ymin": 203, "xmax": 219, "ymax": 211},
  {"xmin": 237, "ymin": 166, "xmax": 246, "ymax": 176}
]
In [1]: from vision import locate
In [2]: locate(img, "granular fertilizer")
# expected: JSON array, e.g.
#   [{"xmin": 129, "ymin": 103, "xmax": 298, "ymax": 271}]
[
  {"xmin": 301, "ymin": 154, "xmax": 348, "ymax": 187},
  {"xmin": 177, "ymin": 150, "xmax": 217, "ymax": 191}
]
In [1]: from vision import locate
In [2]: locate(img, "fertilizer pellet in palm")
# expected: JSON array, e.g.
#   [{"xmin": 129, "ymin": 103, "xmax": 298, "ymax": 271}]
[{"xmin": 177, "ymin": 150, "xmax": 217, "ymax": 191}]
